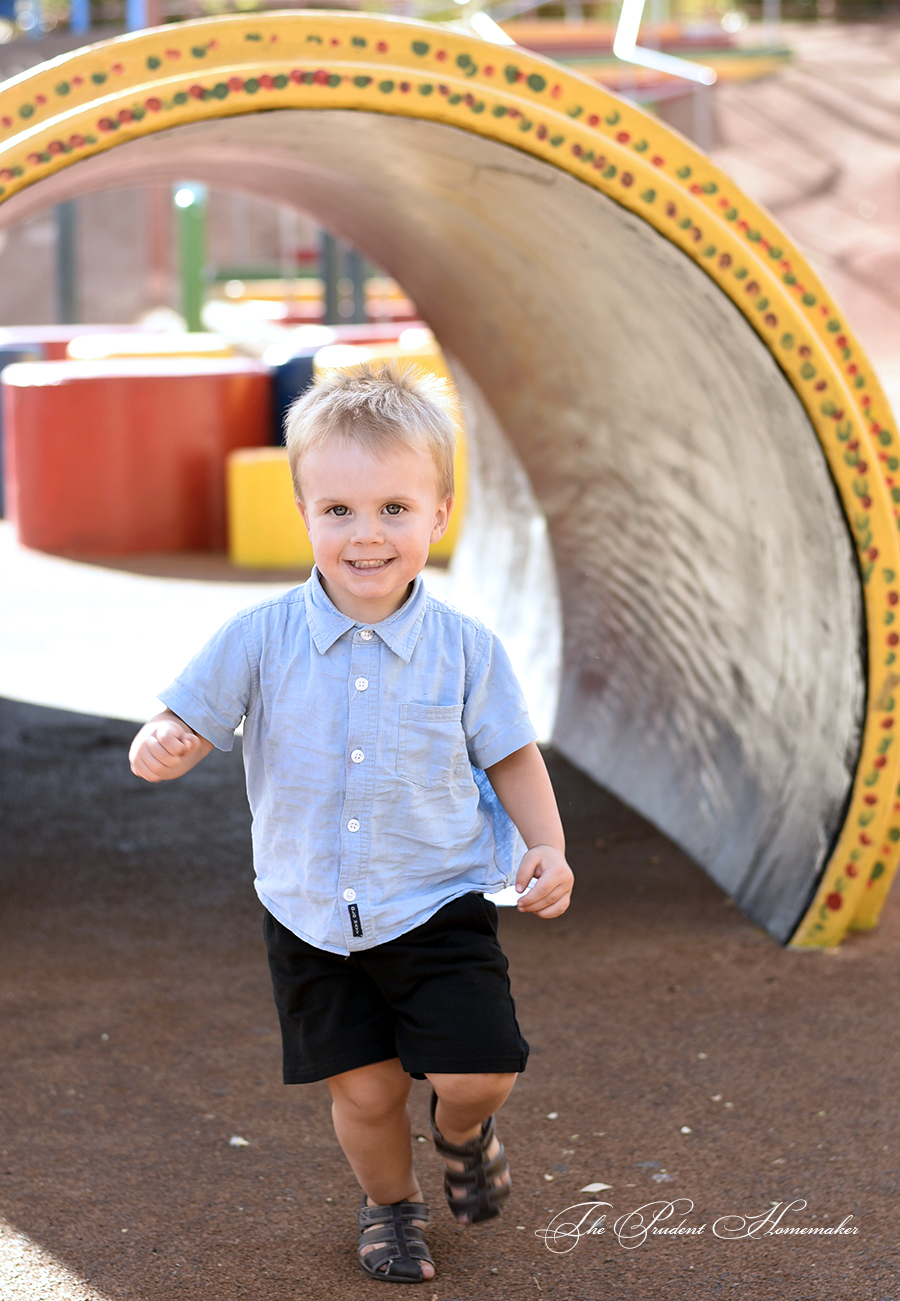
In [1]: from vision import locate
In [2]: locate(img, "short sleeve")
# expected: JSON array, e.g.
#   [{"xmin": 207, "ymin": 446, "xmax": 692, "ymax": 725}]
[
  {"xmin": 463, "ymin": 627, "xmax": 537, "ymax": 770},
  {"xmin": 157, "ymin": 614, "xmax": 255, "ymax": 752}
]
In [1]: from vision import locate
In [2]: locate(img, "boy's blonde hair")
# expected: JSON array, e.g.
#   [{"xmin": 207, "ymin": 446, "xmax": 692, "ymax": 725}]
[{"xmin": 284, "ymin": 360, "xmax": 457, "ymax": 500}]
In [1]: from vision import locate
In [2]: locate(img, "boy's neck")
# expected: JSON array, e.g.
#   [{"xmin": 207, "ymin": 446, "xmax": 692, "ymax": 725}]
[{"xmin": 318, "ymin": 574, "xmax": 416, "ymax": 625}]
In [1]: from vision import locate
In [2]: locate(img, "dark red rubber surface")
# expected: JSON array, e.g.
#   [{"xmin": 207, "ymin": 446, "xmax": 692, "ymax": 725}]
[{"xmin": 1, "ymin": 697, "xmax": 897, "ymax": 1300}]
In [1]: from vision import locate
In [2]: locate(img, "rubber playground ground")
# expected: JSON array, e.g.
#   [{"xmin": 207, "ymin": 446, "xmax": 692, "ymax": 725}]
[{"xmin": 1, "ymin": 694, "xmax": 898, "ymax": 1301}]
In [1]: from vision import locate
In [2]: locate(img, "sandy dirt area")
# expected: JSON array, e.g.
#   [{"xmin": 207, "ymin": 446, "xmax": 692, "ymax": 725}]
[{"xmin": 1, "ymin": 695, "xmax": 898, "ymax": 1301}]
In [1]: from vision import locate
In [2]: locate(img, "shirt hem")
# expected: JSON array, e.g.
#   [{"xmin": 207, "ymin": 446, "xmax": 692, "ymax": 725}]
[{"xmin": 257, "ymin": 884, "xmax": 512, "ymax": 955}]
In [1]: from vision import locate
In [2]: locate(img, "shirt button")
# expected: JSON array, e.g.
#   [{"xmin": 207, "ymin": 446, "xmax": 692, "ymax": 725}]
[
  {"xmin": 342, "ymin": 887, "xmax": 357, "ymax": 902},
  {"xmin": 359, "ymin": 629, "xmax": 373, "ymax": 640},
  {"xmin": 351, "ymin": 749, "xmax": 365, "ymax": 764},
  {"xmin": 347, "ymin": 818, "xmax": 360, "ymax": 833},
  {"xmin": 355, "ymin": 677, "xmax": 369, "ymax": 691}
]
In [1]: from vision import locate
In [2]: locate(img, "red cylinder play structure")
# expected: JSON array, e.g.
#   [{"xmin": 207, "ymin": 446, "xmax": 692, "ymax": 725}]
[{"xmin": 2, "ymin": 357, "xmax": 270, "ymax": 554}]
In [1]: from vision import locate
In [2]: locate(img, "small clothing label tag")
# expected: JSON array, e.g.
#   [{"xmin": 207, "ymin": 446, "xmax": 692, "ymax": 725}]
[{"xmin": 348, "ymin": 903, "xmax": 363, "ymax": 937}]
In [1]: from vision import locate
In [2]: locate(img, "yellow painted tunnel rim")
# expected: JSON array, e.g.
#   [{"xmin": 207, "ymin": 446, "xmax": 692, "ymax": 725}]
[{"xmin": 1, "ymin": 11, "xmax": 897, "ymax": 944}]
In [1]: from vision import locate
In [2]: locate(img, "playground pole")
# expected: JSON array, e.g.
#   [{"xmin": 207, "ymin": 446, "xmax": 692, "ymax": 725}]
[
  {"xmin": 321, "ymin": 230, "xmax": 341, "ymax": 325},
  {"xmin": 125, "ymin": 0, "xmax": 164, "ymax": 35},
  {"xmin": 55, "ymin": 201, "xmax": 78, "ymax": 324},
  {"xmin": 174, "ymin": 184, "xmax": 207, "ymax": 332},
  {"xmin": 348, "ymin": 247, "xmax": 366, "ymax": 324},
  {"xmin": 22, "ymin": 0, "xmax": 42, "ymax": 38},
  {"xmin": 69, "ymin": 0, "xmax": 90, "ymax": 34}
]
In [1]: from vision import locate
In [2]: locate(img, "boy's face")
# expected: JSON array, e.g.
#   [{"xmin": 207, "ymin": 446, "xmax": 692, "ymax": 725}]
[{"xmin": 296, "ymin": 437, "xmax": 453, "ymax": 623}]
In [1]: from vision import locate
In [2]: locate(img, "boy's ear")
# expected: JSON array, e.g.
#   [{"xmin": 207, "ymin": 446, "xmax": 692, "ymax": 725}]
[
  {"xmin": 295, "ymin": 497, "xmax": 310, "ymax": 529},
  {"xmin": 431, "ymin": 495, "xmax": 454, "ymax": 544}
]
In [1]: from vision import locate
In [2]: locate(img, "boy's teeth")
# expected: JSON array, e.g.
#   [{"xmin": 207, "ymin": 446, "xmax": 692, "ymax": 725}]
[{"xmin": 352, "ymin": 559, "xmax": 388, "ymax": 569}]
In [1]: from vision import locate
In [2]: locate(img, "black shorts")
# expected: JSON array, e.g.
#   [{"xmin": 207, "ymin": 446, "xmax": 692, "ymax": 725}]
[{"xmin": 263, "ymin": 891, "xmax": 530, "ymax": 1084}]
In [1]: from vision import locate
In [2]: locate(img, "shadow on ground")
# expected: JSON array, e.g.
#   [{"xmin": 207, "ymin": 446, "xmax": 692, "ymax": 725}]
[{"xmin": 1, "ymin": 697, "xmax": 898, "ymax": 1300}]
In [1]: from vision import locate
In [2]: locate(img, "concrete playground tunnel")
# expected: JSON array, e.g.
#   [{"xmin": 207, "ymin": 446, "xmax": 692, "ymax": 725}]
[{"xmin": 1, "ymin": 11, "xmax": 898, "ymax": 948}]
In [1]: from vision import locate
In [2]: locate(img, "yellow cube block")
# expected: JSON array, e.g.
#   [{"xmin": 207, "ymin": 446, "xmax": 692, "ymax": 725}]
[{"xmin": 227, "ymin": 447, "xmax": 314, "ymax": 569}]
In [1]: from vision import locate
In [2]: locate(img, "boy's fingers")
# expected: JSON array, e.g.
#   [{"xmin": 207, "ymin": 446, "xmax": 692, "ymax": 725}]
[
  {"xmin": 515, "ymin": 856, "xmax": 574, "ymax": 914},
  {"xmin": 517, "ymin": 882, "xmax": 566, "ymax": 911},
  {"xmin": 129, "ymin": 718, "xmax": 207, "ymax": 784},
  {"xmin": 516, "ymin": 882, "xmax": 557, "ymax": 908},
  {"xmin": 533, "ymin": 894, "xmax": 572, "ymax": 918},
  {"xmin": 137, "ymin": 736, "xmax": 192, "ymax": 776},
  {"xmin": 145, "ymin": 734, "xmax": 184, "ymax": 763},
  {"xmin": 154, "ymin": 729, "xmax": 196, "ymax": 756},
  {"xmin": 518, "ymin": 878, "xmax": 571, "ymax": 908},
  {"xmin": 515, "ymin": 871, "xmax": 535, "ymax": 895},
  {"xmin": 130, "ymin": 750, "xmax": 164, "ymax": 782},
  {"xmin": 514, "ymin": 848, "xmax": 545, "ymax": 892}
]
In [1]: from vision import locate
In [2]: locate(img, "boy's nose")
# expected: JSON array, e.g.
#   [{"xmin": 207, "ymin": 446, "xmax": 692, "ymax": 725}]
[{"xmin": 351, "ymin": 515, "xmax": 384, "ymax": 544}]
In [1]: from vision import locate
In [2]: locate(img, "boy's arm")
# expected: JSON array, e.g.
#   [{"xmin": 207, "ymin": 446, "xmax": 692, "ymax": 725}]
[
  {"xmin": 484, "ymin": 742, "xmax": 574, "ymax": 919},
  {"xmin": 129, "ymin": 709, "xmax": 214, "ymax": 783}
]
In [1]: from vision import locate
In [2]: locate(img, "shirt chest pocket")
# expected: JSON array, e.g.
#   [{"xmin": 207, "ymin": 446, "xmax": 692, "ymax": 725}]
[{"xmin": 396, "ymin": 703, "xmax": 469, "ymax": 790}]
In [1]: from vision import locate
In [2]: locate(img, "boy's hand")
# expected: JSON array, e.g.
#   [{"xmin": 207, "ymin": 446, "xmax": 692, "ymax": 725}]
[
  {"xmin": 514, "ymin": 845, "xmax": 574, "ymax": 918},
  {"xmin": 129, "ymin": 711, "xmax": 212, "ymax": 783}
]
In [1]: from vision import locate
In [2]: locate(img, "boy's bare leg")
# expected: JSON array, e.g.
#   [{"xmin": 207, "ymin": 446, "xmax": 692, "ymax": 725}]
[
  {"xmin": 428, "ymin": 1072, "xmax": 517, "ymax": 1221},
  {"xmin": 328, "ymin": 1058, "xmax": 434, "ymax": 1280}
]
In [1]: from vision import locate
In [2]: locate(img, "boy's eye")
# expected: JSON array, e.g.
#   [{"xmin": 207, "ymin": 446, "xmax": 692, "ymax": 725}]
[
  {"xmin": 329, "ymin": 505, "xmax": 349, "ymax": 516},
  {"xmin": 384, "ymin": 503, "xmax": 404, "ymax": 516}
]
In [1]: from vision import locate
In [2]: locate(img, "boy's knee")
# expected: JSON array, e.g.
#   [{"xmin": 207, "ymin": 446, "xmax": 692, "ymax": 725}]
[
  {"xmin": 328, "ymin": 1058, "xmax": 411, "ymax": 1120},
  {"xmin": 429, "ymin": 1071, "xmax": 517, "ymax": 1111}
]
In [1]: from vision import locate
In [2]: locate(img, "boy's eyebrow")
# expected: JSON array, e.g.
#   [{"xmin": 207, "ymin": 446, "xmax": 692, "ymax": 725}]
[{"xmin": 310, "ymin": 491, "xmax": 421, "ymax": 506}]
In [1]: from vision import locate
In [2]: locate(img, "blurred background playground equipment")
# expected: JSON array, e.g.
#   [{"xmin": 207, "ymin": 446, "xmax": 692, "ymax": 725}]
[{"xmin": 2, "ymin": 6, "xmax": 900, "ymax": 955}]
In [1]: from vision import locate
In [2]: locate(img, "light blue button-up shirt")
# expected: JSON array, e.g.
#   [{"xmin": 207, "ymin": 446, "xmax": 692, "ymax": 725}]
[{"xmin": 159, "ymin": 569, "xmax": 537, "ymax": 955}]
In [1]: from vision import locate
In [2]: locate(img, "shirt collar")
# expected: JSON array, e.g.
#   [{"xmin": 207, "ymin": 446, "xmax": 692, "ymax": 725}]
[{"xmin": 304, "ymin": 567, "xmax": 428, "ymax": 663}]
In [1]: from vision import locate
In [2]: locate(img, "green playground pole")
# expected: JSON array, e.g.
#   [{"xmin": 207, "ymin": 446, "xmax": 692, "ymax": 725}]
[
  {"xmin": 321, "ymin": 230, "xmax": 341, "ymax": 326},
  {"xmin": 348, "ymin": 247, "xmax": 367, "ymax": 324},
  {"xmin": 174, "ymin": 183, "xmax": 207, "ymax": 332}
]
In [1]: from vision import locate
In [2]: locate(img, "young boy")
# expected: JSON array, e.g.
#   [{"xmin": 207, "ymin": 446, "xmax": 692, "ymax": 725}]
[{"xmin": 129, "ymin": 362, "xmax": 574, "ymax": 1284}]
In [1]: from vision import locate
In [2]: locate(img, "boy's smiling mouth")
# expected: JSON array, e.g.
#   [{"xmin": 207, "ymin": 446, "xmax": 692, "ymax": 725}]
[{"xmin": 347, "ymin": 558, "xmax": 393, "ymax": 570}]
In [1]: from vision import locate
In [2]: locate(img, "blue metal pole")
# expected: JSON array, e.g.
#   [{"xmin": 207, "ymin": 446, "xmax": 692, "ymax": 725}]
[
  {"xmin": 24, "ymin": 0, "xmax": 43, "ymax": 39},
  {"xmin": 69, "ymin": 0, "xmax": 90, "ymax": 35},
  {"xmin": 125, "ymin": 0, "xmax": 146, "ymax": 30}
]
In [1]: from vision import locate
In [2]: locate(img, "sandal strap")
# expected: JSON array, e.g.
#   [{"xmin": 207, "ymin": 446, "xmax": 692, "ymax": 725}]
[
  {"xmin": 429, "ymin": 1090, "xmax": 511, "ymax": 1224},
  {"xmin": 442, "ymin": 1154, "xmax": 511, "ymax": 1220},
  {"xmin": 357, "ymin": 1198, "xmax": 434, "ymax": 1283},
  {"xmin": 359, "ymin": 1200, "xmax": 430, "ymax": 1228}
]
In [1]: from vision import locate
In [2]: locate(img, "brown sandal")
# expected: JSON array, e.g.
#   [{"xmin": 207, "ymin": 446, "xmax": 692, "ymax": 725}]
[
  {"xmin": 429, "ymin": 1090, "xmax": 511, "ymax": 1224},
  {"xmin": 357, "ymin": 1197, "xmax": 434, "ymax": 1283}
]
